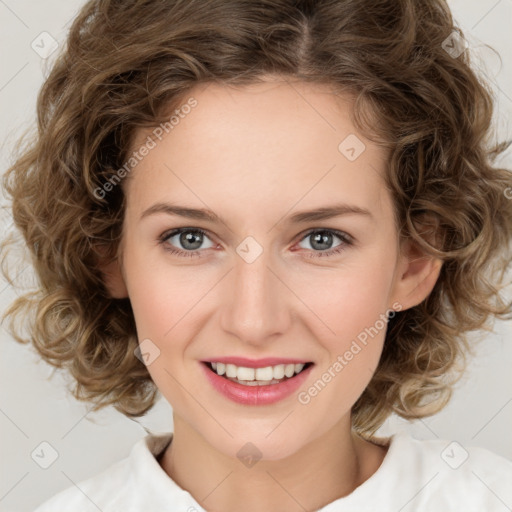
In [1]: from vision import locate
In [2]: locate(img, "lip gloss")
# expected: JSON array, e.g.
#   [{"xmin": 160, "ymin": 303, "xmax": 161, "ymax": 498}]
[{"xmin": 200, "ymin": 362, "xmax": 314, "ymax": 405}]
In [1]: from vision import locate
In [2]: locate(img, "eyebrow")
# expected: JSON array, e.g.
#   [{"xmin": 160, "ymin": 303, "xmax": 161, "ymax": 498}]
[{"xmin": 140, "ymin": 202, "xmax": 373, "ymax": 224}]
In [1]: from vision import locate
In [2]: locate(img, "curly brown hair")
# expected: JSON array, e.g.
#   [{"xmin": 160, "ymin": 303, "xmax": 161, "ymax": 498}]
[{"xmin": 1, "ymin": 0, "xmax": 511, "ymax": 436}]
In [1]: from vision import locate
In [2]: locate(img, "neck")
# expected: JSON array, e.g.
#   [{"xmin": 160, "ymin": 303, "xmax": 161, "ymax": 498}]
[{"xmin": 158, "ymin": 415, "xmax": 387, "ymax": 512}]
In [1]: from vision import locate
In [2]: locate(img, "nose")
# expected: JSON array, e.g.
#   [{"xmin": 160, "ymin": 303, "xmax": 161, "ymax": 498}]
[{"xmin": 219, "ymin": 247, "xmax": 292, "ymax": 346}]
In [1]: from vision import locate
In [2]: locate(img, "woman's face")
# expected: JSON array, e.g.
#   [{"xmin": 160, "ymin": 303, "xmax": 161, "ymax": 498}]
[{"xmin": 113, "ymin": 79, "xmax": 425, "ymax": 460}]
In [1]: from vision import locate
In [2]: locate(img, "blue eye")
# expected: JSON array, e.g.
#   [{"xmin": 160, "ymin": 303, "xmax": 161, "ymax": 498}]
[
  {"xmin": 158, "ymin": 228, "xmax": 353, "ymax": 259},
  {"xmin": 297, "ymin": 229, "xmax": 353, "ymax": 258},
  {"xmin": 159, "ymin": 228, "xmax": 214, "ymax": 258}
]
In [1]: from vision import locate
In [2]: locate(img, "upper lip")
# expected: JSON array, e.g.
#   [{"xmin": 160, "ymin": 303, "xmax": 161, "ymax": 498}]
[{"xmin": 202, "ymin": 357, "xmax": 312, "ymax": 368}]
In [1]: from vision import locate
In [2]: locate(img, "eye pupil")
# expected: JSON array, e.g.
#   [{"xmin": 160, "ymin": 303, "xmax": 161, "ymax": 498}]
[
  {"xmin": 181, "ymin": 230, "xmax": 203, "ymax": 250},
  {"xmin": 311, "ymin": 231, "xmax": 333, "ymax": 250}
]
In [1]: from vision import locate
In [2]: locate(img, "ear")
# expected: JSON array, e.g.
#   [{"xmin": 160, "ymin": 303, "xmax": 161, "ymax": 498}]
[
  {"xmin": 389, "ymin": 234, "xmax": 443, "ymax": 312},
  {"xmin": 93, "ymin": 244, "xmax": 129, "ymax": 299}
]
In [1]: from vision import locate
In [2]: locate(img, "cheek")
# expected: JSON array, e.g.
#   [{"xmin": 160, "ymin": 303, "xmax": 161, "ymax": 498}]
[
  {"xmin": 291, "ymin": 258, "xmax": 393, "ymax": 397},
  {"xmin": 124, "ymin": 261, "xmax": 196, "ymax": 404},
  {"xmin": 294, "ymin": 276, "xmax": 390, "ymax": 419},
  {"xmin": 293, "ymin": 260, "xmax": 393, "ymax": 344},
  {"xmin": 123, "ymin": 242, "xmax": 203, "ymax": 337},
  {"xmin": 126, "ymin": 277, "xmax": 176, "ymax": 340}
]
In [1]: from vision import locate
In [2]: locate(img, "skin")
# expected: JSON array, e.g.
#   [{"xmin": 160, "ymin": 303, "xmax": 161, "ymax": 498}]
[{"xmin": 99, "ymin": 78, "xmax": 442, "ymax": 512}]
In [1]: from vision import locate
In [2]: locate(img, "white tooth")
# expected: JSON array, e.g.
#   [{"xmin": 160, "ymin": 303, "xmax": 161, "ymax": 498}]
[
  {"xmin": 237, "ymin": 366, "xmax": 255, "ymax": 380},
  {"xmin": 255, "ymin": 366, "xmax": 273, "ymax": 380},
  {"xmin": 284, "ymin": 364, "xmax": 295, "ymax": 378},
  {"xmin": 273, "ymin": 364, "xmax": 285, "ymax": 379},
  {"xmin": 214, "ymin": 362, "xmax": 308, "ymax": 381},
  {"xmin": 226, "ymin": 364, "xmax": 237, "ymax": 378},
  {"xmin": 256, "ymin": 380, "xmax": 272, "ymax": 386}
]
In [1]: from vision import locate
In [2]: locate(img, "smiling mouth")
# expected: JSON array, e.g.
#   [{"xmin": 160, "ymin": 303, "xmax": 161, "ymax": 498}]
[{"xmin": 203, "ymin": 361, "xmax": 314, "ymax": 386}]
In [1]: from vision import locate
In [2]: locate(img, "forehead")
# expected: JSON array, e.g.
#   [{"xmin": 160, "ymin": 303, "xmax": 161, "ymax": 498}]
[{"xmin": 125, "ymin": 80, "xmax": 392, "ymax": 225}]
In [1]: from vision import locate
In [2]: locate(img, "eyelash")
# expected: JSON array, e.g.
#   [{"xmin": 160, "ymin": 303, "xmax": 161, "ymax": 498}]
[{"xmin": 157, "ymin": 228, "xmax": 353, "ymax": 259}]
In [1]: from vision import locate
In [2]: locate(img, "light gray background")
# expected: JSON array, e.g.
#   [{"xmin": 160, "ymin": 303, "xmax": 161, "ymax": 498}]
[{"xmin": 1, "ymin": 1, "xmax": 511, "ymax": 511}]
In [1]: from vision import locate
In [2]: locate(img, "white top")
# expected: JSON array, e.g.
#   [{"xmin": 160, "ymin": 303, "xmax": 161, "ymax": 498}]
[{"xmin": 33, "ymin": 431, "xmax": 512, "ymax": 512}]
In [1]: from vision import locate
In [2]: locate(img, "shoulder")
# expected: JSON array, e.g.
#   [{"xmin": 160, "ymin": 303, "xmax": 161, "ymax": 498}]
[
  {"xmin": 33, "ymin": 454, "xmax": 133, "ymax": 512},
  {"xmin": 385, "ymin": 432, "xmax": 512, "ymax": 510},
  {"xmin": 33, "ymin": 433, "xmax": 174, "ymax": 512}
]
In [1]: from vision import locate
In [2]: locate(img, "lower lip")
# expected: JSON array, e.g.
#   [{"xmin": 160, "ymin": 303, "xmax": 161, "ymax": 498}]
[{"xmin": 200, "ymin": 362, "xmax": 314, "ymax": 405}]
